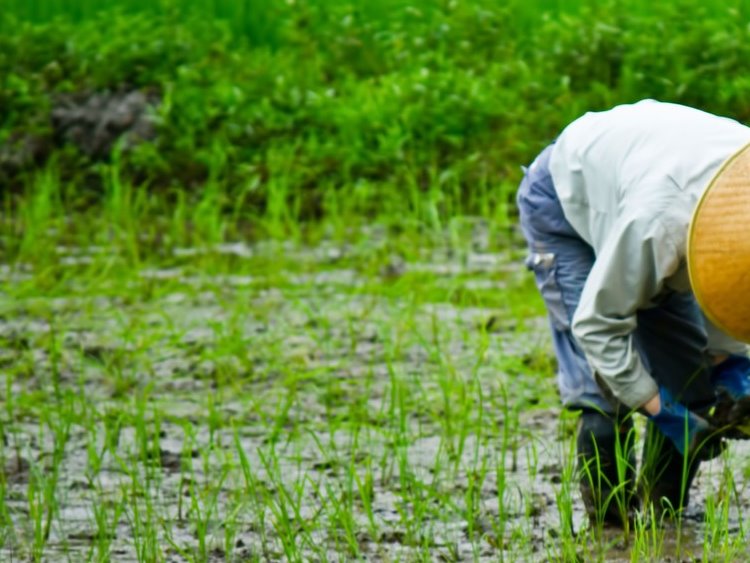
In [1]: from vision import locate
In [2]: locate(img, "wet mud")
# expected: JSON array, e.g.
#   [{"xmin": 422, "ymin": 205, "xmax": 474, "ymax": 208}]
[{"xmin": 2, "ymin": 237, "xmax": 750, "ymax": 561}]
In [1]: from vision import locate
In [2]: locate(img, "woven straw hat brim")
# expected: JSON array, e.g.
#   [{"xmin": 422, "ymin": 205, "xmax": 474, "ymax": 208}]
[{"xmin": 688, "ymin": 142, "xmax": 750, "ymax": 343}]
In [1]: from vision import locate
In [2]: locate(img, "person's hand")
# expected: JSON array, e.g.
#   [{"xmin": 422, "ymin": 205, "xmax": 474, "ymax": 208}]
[
  {"xmin": 711, "ymin": 355, "xmax": 750, "ymax": 400},
  {"xmin": 648, "ymin": 387, "xmax": 723, "ymax": 460}
]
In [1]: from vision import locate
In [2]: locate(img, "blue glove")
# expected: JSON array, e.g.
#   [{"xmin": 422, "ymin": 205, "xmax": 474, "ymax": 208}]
[
  {"xmin": 711, "ymin": 355, "xmax": 750, "ymax": 400},
  {"xmin": 648, "ymin": 387, "xmax": 719, "ymax": 458}
]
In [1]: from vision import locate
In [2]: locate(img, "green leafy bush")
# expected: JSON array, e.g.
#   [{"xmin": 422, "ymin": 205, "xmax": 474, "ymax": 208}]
[{"xmin": 2, "ymin": 0, "xmax": 750, "ymax": 225}]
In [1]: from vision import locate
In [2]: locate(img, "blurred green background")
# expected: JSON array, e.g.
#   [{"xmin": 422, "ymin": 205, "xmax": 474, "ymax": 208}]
[{"xmin": 3, "ymin": 0, "xmax": 750, "ymax": 248}]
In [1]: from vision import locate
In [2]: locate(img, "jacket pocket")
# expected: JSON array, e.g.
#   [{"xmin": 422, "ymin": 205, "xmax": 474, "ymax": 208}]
[{"xmin": 526, "ymin": 251, "xmax": 570, "ymax": 332}]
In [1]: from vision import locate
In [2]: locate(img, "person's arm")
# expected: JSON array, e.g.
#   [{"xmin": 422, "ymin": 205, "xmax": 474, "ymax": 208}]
[
  {"xmin": 641, "ymin": 392, "xmax": 661, "ymax": 415},
  {"xmin": 703, "ymin": 314, "xmax": 749, "ymax": 358},
  {"xmin": 699, "ymin": 313, "xmax": 750, "ymax": 399},
  {"xmin": 571, "ymin": 212, "xmax": 724, "ymax": 457},
  {"xmin": 571, "ymin": 212, "xmax": 677, "ymax": 410}
]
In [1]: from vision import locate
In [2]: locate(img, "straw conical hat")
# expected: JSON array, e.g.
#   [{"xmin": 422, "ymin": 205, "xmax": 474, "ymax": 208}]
[{"xmin": 688, "ymin": 142, "xmax": 750, "ymax": 342}]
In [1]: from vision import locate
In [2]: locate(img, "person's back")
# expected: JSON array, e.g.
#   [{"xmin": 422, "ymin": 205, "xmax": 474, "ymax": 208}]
[{"xmin": 549, "ymin": 99, "xmax": 750, "ymax": 252}]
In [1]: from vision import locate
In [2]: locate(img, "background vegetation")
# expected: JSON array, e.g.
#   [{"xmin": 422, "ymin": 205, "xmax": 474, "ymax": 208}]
[{"xmin": 4, "ymin": 0, "xmax": 750, "ymax": 245}]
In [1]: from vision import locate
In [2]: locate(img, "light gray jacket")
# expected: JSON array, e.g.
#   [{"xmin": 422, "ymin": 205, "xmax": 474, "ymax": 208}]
[{"xmin": 549, "ymin": 100, "xmax": 750, "ymax": 409}]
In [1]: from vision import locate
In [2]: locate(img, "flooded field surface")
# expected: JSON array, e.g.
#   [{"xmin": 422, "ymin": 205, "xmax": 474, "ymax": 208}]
[{"xmin": 2, "ymin": 231, "xmax": 750, "ymax": 561}]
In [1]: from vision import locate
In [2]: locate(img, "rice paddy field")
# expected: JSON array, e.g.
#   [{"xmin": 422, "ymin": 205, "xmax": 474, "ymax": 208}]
[{"xmin": 4, "ymin": 0, "xmax": 750, "ymax": 561}]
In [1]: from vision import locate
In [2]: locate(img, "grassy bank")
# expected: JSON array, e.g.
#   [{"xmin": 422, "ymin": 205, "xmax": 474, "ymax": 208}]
[{"xmin": 3, "ymin": 0, "xmax": 750, "ymax": 249}]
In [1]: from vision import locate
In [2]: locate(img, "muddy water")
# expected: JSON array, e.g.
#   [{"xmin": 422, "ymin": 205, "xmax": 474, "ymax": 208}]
[{"xmin": 2, "ymin": 236, "xmax": 750, "ymax": 561}]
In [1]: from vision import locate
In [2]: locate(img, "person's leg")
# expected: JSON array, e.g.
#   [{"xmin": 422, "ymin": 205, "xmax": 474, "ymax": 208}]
[
  {"xmin": 517, "ymin": 145, "xmax": 637, "ymax": 525},
  {"xmin": 639, "ymin": 421, "xmax": 702, "ymax": 516},
  {"xmin": 576, "ymin": 409, "xmax": 637, "ymax": 525},
  {"xmin": 517, "ymin": 145, "xmax": 607, "ymax": 412},
  {"xmin": 634, "ymin": 292, "xmax": 715, "ymax": 514}
]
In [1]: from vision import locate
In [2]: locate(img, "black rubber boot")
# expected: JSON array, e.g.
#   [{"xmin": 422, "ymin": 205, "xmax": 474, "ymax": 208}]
[
  {"xmin": 639, "ymin": 420, "xmax": 701, "ymax": 519},
  {"xmin": 576, "ymin": 410, "xmax": 638, "ymax": 527}
]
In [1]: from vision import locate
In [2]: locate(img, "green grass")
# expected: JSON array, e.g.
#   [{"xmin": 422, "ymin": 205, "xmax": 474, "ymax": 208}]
[{"xmin": 2, "ymin": 216, "xmax": 750, "ymax": 560}]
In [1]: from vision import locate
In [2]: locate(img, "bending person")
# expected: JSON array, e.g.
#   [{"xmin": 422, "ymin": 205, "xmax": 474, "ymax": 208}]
[{"xmin": 517, "ymin": 99, "xmax": 750, "ymax": 525}]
